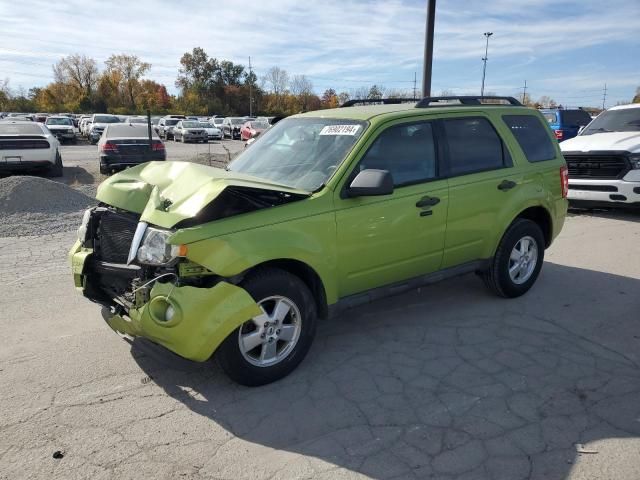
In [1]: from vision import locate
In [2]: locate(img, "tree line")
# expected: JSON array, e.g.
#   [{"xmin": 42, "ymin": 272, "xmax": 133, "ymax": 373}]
[{"xmin": 1, "ymin": 47, "xmax": 638, "ymax": 115}]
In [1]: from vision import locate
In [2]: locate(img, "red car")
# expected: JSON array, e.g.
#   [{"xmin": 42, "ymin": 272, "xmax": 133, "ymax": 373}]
[{"xmin": 240, "ymin": 120, "xmax": 269, "ymax": 141}]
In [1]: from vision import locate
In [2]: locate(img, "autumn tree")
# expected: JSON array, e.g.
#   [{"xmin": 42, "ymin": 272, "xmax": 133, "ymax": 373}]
[
  {"xmin": 321, "ymin": 88, "xmax": 339, "ymax": 109},
  {"xmin": 290, "ymin": 75, "xmax": 314, "ymax": 111},
  {"xmin": 52, "ymin": 54, "xmax": 99, "ymax": 100},
  {"xmin": 104, "ymin": 54, "xmax": 151, "ymax": 109}
]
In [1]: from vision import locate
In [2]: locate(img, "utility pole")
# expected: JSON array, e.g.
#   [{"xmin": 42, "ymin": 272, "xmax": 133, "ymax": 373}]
[
  {"xmin": 413, "ymin": 72, "xmax": 417, "ymax": 100},
  {"xmin": 602, "ymin": 83, "xmax": 607, "ymax": 110},
  {"xmin": 248, "ymin": 56, "xmax": 253, "ymax": 117},
  {"xmin": 422, "ymin": 0, "xmax": 436, "ymax": 97},
  {"xmin": 521, "ymin": 80, "xmax": 527, "ymax": 104},
  {"xmin": 480, "ymin": 31, "xmax": 493, "ymax": 97}
]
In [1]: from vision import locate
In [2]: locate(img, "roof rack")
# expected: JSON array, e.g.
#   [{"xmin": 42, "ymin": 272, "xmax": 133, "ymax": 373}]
[
  {"xmin": 415, "ymin": 96, "xmax": 522, "ymax": 108},
  {"xmin": 340, "ymin": 98, "xmax": 417, "ymax": 107}
]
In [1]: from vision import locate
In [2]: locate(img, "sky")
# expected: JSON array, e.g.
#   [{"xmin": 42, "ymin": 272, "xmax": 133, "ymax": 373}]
[{"xmin": 1, "ymin": 0, "xmax": 638, "ymax": 108}]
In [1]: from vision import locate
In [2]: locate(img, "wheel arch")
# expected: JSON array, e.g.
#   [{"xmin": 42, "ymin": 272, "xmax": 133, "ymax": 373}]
[
  {"xmin": 513, "ymin": 205, "xmax": 553, "ymax": 248},
  {"xmin": 246, "ymin": 259, "xmax": 329, "ymax": 319}
]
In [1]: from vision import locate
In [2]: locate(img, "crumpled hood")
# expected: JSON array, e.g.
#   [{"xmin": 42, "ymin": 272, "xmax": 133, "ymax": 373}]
[
  {"xmin": 96, "ymin": 161, "xmax": 310, "ymax": 229},
  {"xmin": 561, "ymin": 132, "xmax": 640, "ymax": 153}
]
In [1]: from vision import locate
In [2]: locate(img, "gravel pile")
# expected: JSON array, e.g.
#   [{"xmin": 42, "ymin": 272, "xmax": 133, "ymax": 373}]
[{"xmin": 0, "ymin": 176, "xmax": 96, "ymax": 237}]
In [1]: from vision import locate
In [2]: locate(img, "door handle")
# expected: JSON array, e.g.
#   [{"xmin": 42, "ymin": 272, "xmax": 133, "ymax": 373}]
[
  {"xmin": 498, "ymin": 180, "xmax": 517, "ymax": 191},
  {"xmin": 416, "ymin": 196, "xmax": 440, "ymax": 208}
]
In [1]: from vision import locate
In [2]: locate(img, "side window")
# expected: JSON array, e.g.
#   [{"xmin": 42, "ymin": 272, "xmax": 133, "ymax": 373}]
[
  {"xmin": 357, "ymin": 122, "xmax": 437, "ymax": 187},
  {"xmin": 442, "ymin": 117, "xmax": 508, "ymax": 176},
  {"xmin": 503, "ymin": 115, "xmax": 556, "ymax": 163}
]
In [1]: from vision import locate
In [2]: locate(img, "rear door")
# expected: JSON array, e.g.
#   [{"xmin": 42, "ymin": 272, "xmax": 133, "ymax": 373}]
[
  {"xmin": 335, "ymin": 119, "xmax": 449, "ymax": 296},
  {"xmin": 439, "ymin": 114, "xmax": 521, "ymax": 268}
]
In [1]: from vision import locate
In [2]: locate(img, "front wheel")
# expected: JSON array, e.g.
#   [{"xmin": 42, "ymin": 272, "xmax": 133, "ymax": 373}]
[
  {"xmin": 216, "ymin": 268, "xmax": 318, "ymax": 386},
  {"xmin": 481, "ymin": 219, "xmax": 545, "ymax": 298}
]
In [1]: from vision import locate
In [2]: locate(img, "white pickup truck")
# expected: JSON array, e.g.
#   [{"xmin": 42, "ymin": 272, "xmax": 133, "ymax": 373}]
[{"xmin": 560, "ymin": 103, "xmax": 640, "ymax": 207}]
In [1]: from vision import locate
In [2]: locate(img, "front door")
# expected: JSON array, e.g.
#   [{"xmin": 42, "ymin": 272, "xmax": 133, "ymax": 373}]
[{"xmin": 335, "ymin": 120, "xmax": 449, "ymax": 297}]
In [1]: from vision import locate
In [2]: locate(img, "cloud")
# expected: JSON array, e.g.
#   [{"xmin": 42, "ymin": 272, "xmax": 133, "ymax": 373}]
[{"xmin": 0, "ymin": 0, "xmax": 636, "ymax": 106}]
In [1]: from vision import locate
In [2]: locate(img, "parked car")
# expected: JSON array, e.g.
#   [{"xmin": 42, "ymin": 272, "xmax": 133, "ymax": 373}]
[
  {"xmin": 98, "ymin": 123, "xmax": 166, "ymax": 174},
  {"xmin": 559, "ymin": 103, "xmax": 640, "ymax": 207},
  {"xmin": 79, "ymin": 117, "xmax": 93, "ymax": 135},
  {"xmin": 45, "ymin": 116, "xmax": 76, "ymax": 144},
  {"xmin": 222, "ymin": 117, "xmax": 245, "ymax": 139},
  {"xmin": 70, "ymin": 96, "xmax": 568, "ymax": 386},
  {"xmin": 172, "ymin": 120, "xmax": 208, "ymax": 143},
  {"xmin": 199, "ymin": 121, "xmax": 223, "ymax": 141},
  {"xmin": 240, "ymin": 120, "xmax": 269, "ymax": 141},
  {"xmin": 89, "ymin": 114, "xmax": 120, "ymax": 144},
  {"xmin": 124, "ymin": 116, "xmax": 149, "ymax": 125},
  {"xmin": 157, "ymin": 117, "xmax": 181, "ymax": 140},
  {"xmin": 541, "ymin": 108, "xmax": 593, "ymax": 142},
  {"xmin": 210, "ymin": 117, "xmax": 224, "ymax": 130},
  {"xmin": 0, "ymin": 120, "xmax": 63, "ymax": 176}
]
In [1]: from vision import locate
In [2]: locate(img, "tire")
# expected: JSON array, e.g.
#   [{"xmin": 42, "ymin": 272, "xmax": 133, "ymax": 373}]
[
  {"xmin": 99, "ymin": 163, "xmax": 109, "ymax": 175},
  {"xmin": 46, "ymin": 152, "xmax": 63, "ymax": 177},
  {"xmin": 481, "ymin": 218, "xmax": 545, "ymax": 298},
  {"xmin": 217, "ymin": 268, "xmax": 318, "ymax": 386}
]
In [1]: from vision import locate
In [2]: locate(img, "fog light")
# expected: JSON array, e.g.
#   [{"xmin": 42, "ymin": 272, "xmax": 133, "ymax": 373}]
[{"xmin": 148, "ymin": 296, "xmax": 181, "ymax": 326}]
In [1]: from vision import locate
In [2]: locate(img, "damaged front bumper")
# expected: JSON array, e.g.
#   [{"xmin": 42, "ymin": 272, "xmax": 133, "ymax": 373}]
[{"xmin": 69, "ymin": 240, "xmax": 261, "ymax": 362}]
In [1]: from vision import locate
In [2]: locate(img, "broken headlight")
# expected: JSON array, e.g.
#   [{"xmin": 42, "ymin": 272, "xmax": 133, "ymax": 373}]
[
  {"xmin": 77, "ymin": 208, "xmax": 92, "ymax": 243},
  {"xmin": 136, "ymin": 227, "xmax": 185, "ymax": 265}
]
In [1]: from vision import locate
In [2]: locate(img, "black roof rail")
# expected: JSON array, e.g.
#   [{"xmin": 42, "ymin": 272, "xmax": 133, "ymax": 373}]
[
  {"xmin": 340, "ymin": 98, "xmax": 417, "ymax": 107},
  {"xmin": 415, "ymin": 96, "xmax": 523, "ymax": 108}
]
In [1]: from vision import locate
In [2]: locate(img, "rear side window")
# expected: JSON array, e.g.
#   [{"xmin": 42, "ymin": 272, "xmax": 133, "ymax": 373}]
[
  {"xmin": 560, "ymin": 110, "xmax": 592, "ymax": 127},
  {"xmin": 358, "ymin": 122, "xmax": 437, "ymax": 187},
  {"xmin": 442, "ymin": 117, "xmax": 508, "ymax": 176},
  {"xmin": 543, "ymin": 112, "xmax": 557, "ymax": 123},
  {"xmin": 503, "ymin": 115, "xmax": 556, "ymax": 163}
]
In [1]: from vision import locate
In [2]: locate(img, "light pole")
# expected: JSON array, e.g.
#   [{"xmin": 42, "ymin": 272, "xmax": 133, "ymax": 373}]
[{"xmin": 480, "ymin": 32, "xmax": 493, "ymax": 97}]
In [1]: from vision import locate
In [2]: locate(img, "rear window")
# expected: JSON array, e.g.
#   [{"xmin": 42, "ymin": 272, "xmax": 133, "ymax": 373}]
[
  {"xmin": 542, "ymin": 112, "xmax": 557, "ymax": 124},
  {"xmin": 561, "ymin": 110, "xmax": 592, "ymax": 127},
  {"xmin": 503, "ymin": 115, "xmax": 556, "ymax": 163},
  {"xmin": 0, "ymin": 123, "xmax": 45, "ymax": 135}
]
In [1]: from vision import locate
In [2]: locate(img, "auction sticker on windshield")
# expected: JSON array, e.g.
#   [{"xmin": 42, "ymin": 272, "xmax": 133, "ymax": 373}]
[{"xmin": 319, "ymin": 125, "xmax": 361, "ymax": 136}]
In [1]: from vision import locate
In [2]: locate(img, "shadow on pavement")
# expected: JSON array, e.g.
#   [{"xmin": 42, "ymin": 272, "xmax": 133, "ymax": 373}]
[{"xmin": 131, "ymin": 262, "xmax": 640, "ymax": 479}]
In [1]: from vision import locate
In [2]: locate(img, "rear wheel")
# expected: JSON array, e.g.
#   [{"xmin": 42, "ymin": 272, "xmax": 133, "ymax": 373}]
[
  {"xmin": 481, "ymin": 219, "xmax": 545, "ymax": 298},
  {"xmin": 46, "ymin": 152, "xmax": 63, "ymax": 177},
  {"xmin": 217, "ymin": 268, "xmax": 318, "ymax": 386}
]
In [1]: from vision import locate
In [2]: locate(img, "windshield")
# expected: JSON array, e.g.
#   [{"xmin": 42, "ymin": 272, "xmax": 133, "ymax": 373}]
[
  {"xmin": 127, "ymin": 117, "xmax": 147, "ymax": 123},
  {"xmin": 250, "ymin": 121, "xmax": 269, "ymax": 129},
  {"xmin": 182, "ymin": 121, "xmax": 199, "ymax": 128},
  {"xmin": 230, "ymin": 118, "xmax": 244, "ymax": 125},
  {"xmin": 166, "ymin": 119, "xmax": 179, "ymax": 126},
  {"xmin": 581, "ymin": 108, "xmax": 640, "ymax": 135},
  {"xmin": 46, "ymin": 117, "xmax": 72, "ymax": 126},
  {"xmin": 213, "ymin": 118, "xmax": 223, "ymax": 124},
  {"xmin": 228, "ymin": 117, "xmax": 366, "ymax": 191},
  {"xmin": 94, "ymin": 115, "xmax": 120, "ymax": 123},
  {"xmin": 199, "ymin": 122, "xmax": 213, "ymax": 128}
]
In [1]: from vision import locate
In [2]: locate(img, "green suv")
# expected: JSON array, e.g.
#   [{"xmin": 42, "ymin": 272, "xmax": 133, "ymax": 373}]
[{"xmin": 70, "ymin": 96, "xmax": 568, "ymax": 386}]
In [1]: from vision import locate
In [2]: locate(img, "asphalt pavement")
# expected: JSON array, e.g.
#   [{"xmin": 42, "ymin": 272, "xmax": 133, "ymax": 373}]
[{"xmin": 1, "ymin": 208, "xmax": 639, "ymax": 479}]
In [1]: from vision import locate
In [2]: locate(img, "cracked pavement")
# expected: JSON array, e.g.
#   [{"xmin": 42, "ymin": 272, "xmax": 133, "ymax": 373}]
[{"xmin": 1, "ymin": 210, "xmax": 640, "ymax": 479}]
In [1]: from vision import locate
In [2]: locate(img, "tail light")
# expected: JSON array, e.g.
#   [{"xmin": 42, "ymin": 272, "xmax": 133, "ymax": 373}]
[
  {"xmin": 152, "ymin": 141, "xmax": 165, "ymax": 151},
  {"xmin": 100, "ymin": 141, "xmax": 118, "ymax": 152},
  {"xmin": 555, "ymin": 129, "xmax": 564, "ymax": 140},
  {"xmin": 560, "ymin": 166, "xmax": 569, "ymax": 198}
]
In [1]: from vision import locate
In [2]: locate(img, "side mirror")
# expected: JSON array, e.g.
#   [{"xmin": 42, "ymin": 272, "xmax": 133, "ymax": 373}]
[{"xmin": 347, "ymin": 169, "xmax": 394, "ymax": 197}]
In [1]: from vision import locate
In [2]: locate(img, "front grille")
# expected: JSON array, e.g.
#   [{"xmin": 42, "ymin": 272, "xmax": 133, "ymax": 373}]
[
  {"xmin": 0, "ymin": 139, "xmax": 50, "ymax": 150},
  {"xmin": 564, "ymin": 154, "xmax": 629, "ymax": 180},
  {"xmin": 96, "ymin": 210, "xmax": 138, "ymax": 263}
]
